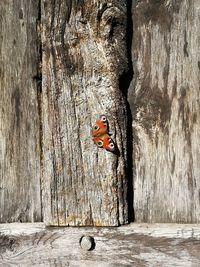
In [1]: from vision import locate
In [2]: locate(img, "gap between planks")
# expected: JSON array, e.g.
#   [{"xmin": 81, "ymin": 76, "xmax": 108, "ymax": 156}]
[{"xmin": 0, "ymin": 223, "xmax": 200, "ymax": 239}]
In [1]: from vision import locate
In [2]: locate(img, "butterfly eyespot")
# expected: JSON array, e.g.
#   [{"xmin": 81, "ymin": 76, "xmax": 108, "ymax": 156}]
[
  {"xmin": 100, "ymin": 115, "xmax": 107, "ymax": 122},
  {"xmin": 109, "ymin": 143, "xmax": 115, "ymax": 149},
  {"xmin": 93, "ymin": 125, "xmax": 99, "ymax": 130},
  {"xmin": 97, "ymin": 140, "xmax": 103, "ymax": 147}
]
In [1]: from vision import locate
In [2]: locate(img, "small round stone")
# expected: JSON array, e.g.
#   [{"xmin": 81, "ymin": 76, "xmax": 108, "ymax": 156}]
[{"xmin": 80, "ymin": 235, "xmax": 95, "ymax": 251}]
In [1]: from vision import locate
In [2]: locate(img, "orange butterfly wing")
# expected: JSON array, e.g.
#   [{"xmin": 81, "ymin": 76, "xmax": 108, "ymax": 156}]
[
  {"xmin": 91, "ymin": 115, "xmax": 108, "ymax": 137},
  {"xmin": 92, "ymin": 115, "xmax": 115, "ymax": 152},
  {"xmin": 92, "ymin": 120, "xmax": 107, "ymax": 137}
]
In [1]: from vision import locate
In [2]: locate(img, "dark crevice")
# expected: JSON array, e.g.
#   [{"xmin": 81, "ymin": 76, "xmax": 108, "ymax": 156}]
[
  {"xmin": 119, "ymin": 0, "xmax": 134, "ymax": 223},
  {"xmin": 35, "ymin": 0, "xmax": 43, "ymax": 222},
  {"xmin": 50, "ymin": 0, "xmax": 56, "ymax": 38},
  {"xmin": 60, "ymin": 1, "xmax": 73, "ymax": 76}
]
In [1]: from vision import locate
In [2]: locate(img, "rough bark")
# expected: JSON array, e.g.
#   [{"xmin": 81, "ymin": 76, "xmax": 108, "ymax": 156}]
[
  {"xmin": 130, "ymin": 0, "xmax": 200, "ymax": 222},
  {"xmin": 41, "ymin": 1, "xmax": 130, "ymax": 226},
  {"xmin": 0, "ymin": 1, "xmax": 41, "ymax": 222}
]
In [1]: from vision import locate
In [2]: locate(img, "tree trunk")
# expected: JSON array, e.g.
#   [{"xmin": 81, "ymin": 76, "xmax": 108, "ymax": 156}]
[
  {"xmin": 130, "ymin": 0, "xmax": 200, "ymax": 222},
  {"xmin": 0, "ymin": 0, "xmax": 41, "ymax": 222},
  {"xmin": 41, "ymin": 0, "xmax": 130, "ymax": 226}
]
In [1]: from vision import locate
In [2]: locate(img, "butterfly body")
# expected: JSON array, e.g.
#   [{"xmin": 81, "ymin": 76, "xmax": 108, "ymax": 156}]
[{"xmin": 92, "ymin": 115, "xmax": 115, "ymax": 152}]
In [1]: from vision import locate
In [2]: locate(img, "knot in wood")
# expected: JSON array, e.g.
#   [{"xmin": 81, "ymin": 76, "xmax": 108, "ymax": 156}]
[{"xmin": 79, "ymin": 235, "xmax": 95, "ymax": 251}]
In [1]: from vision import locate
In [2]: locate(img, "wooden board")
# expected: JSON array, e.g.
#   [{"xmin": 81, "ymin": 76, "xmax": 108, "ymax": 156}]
[
  {"xmin": 129, "ymin": 0, "xmax": 200, "ymax": 222},
  {"xmin": 41, "ymin": 0, "xmax": 130, "ymax": 226},
  {"xmin": 0, "ymin": 223, "xmax": 200, "ymax": 266},
  {"xmin": 0, "ymin": 1, "xmax": 41, "ymax": 222}
]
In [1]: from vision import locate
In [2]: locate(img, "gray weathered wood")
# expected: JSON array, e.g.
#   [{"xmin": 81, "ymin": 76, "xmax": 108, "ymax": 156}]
[
  {"xmin": 0, "ymin": 223, "xmax": 200, "ymax": 266},
  {"xmin": 1, "ymin": 0, "xmax": 199, "ymax": 226},
  {"xmin": 0, "ymin": 0, "xmax": 41, "ymax": 222},
  {"xmin": 41, "ymin": 1, "xmax": 130, "ymax": 226},
  {"xmin": 129, "ymin": 0, "xmax": 200, "ymax": 222}
]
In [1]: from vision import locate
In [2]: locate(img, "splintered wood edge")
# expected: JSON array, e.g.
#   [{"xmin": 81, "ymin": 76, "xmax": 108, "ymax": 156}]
[{"xmin": 0, "ymin": 223, "xmax": 200, "ymax": 239}]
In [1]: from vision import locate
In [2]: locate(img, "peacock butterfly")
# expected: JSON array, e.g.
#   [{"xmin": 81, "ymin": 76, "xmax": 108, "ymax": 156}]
[{"xmin": 92, "ymin": 115, "xmax": 115, "ymax": 152}]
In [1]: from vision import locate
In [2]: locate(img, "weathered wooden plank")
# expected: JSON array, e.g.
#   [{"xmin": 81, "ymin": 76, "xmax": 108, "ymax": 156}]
[
  {"xmin": 129, "ymin": 0, "xmax": 200, "ymax": 222},
  {"xmin": 41, "ymin": 1, "xmax": 131, "ymax": 226},
  {"xmin": 0, "ymin": 223, "xmax": 200, "ymax": 266},
  {"xmin": 0, "ymin": 1, "xmax": 41, "ymax": 222}
]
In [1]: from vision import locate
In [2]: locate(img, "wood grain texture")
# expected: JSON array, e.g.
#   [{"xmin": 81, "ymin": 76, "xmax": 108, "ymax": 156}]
[
  {"xmin": 129, "ymin": 0, "xmax": 200, "ymax": 222},
  {"xmin": 0, "ymin": 1, "xmax": 41, "ymax": 222},
  {"xmin": 0, "ymin": 223, "xmax": 200, "ymax": 266},
  {"xmin": 41, "ymin": 1, "xmax": 130, "ymax": 226}
]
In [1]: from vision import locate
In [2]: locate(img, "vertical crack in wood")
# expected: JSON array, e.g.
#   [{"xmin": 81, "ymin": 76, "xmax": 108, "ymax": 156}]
[
  {"xmin": 36, "ymin": 0, "xmax": 43, "ymax": 222},
  {"xmin": 118, "ymin": 0, "xmax": 134, "ymax": 223}
]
